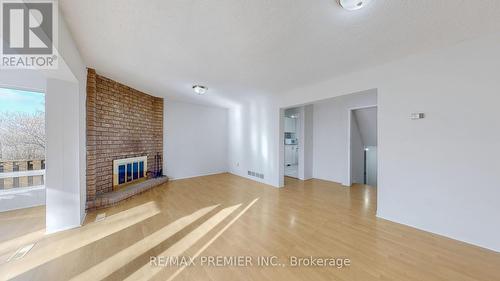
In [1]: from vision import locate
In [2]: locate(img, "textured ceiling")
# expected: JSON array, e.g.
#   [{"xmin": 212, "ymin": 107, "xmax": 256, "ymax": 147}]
[{"xmin": 60, "ymin": 0, "xmax": 500, "ymax": 107}]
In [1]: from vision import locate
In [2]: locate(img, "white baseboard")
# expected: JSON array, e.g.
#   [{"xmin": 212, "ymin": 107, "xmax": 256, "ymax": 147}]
[
  {"xmin": 376, "ymin": 212, "xmax": 500, "ymax": 253},
  {"xmin": 168, "ymin": 171, "xmax": 228, "ymax": 181},
  {"xmin": 45, "ymin": 223, "xmax": 81, "ymax": 235}
]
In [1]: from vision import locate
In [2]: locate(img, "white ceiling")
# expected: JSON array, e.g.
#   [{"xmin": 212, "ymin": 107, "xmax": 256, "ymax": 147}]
[
  {"xmin": 59, "ymin": 0, "xmax": 500, "ymax": 107},
  {"xmin": 353, "ymin": 107, "xmax": 377, "ymax": 147}
]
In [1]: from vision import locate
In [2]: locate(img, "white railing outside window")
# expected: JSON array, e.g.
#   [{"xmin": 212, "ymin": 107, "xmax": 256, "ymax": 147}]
[
  {"xmin": 0, "ymin": 167, "xmax": 46, "ymax": 212},
  {"xmin": 0, "ymin": 169, "xmax": 45, "ymax": 179}
]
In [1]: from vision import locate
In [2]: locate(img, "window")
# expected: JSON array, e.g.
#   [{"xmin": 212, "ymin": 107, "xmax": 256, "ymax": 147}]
[
  {"xmin": 0, "ymin": 87, "xmax": 45, "ymax": 210},
  {"xmin": 41, "ymin": 160, "xmax": 45, "ymax": 169}
]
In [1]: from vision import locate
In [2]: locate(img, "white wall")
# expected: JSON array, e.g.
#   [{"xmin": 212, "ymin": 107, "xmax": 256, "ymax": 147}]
[
  {"xmin": 228, "ymin": 97, "xmax": 281, "ymax": 186},
  {"xmin": 312, "ymin": 91, "xmax": 377, "ymax": 185},
  {"xmin": 0, "ymin": 70, "xmax": 46, "ymax": 92},
  {"xmin": 43, "ymin": 11, "xmax": 87, "ymax": 232},
  {"xmin": 164, "ymin": 101, "xmax": 228, "ymax": 180},
  {"xmin": 275, "ymin": 33, "xmax": 500, "ymax": 252},
  {"xmin": 45, "ymin": 79, "xmax": 82, "ymax": 233},
  {"xmin": 350, "ymin": 112, "xmax": 364, "ymax": 184},
  {"xmin": 59, "ymin": 12, "xmax": 88, "ymax": 226}
]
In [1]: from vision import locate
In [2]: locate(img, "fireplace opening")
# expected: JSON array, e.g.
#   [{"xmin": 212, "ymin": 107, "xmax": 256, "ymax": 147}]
[{"xmin": 113, "ymin": 156, "xmax": 147, "ymax": 190}]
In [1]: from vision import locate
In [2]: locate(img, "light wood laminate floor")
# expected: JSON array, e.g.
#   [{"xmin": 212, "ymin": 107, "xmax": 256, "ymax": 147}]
[{"xmin": 0, "ymin": 173, "xmax": 499, "ymax": 280}]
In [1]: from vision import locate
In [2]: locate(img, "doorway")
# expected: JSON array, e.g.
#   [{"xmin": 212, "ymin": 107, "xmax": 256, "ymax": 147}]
[
  {"xmin": 348, "ymin": 106, "xmax": 377, "ymax": 187},
  {"xmin": 280, "ymin": 105, "xmax": 313, "ymax": 186},
  {"xmin": 284, "ymin": 108, "xmax": 299, "ymax": 178}
]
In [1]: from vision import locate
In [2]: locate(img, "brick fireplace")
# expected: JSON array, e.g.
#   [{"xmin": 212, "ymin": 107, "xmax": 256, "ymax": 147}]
[{"xmin": 86, "ymin": 68, "xmax": 165, "ymax": 209}]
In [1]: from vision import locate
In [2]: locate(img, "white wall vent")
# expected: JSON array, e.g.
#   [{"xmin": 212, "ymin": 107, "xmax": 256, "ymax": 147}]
[{"xmin": 248, "ymin": 171, "xmax": 264, "ymax": 179}]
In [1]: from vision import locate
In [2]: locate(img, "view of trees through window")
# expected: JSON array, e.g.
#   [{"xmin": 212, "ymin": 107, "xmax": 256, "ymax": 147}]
[{"xmin": 0, "ymin": 87, "xmax": 45, "ymax": 190}]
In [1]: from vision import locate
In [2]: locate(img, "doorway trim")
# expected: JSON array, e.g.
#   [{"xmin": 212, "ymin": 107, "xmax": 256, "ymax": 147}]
[{"xmin": 346, "ymin": 104, "xmax": 377, "ymax": 187}]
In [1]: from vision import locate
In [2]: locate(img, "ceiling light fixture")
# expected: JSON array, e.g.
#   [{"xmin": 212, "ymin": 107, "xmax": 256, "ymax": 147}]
[
  {"xmin": 192, "ymin": 85, "xmax": 208, "ymax": 95},
  {"xmin": 339, "ymin": 0, "xmax": 371, "ymax": 11}
]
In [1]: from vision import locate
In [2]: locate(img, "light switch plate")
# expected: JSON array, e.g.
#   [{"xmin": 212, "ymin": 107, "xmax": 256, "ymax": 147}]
[{"xmin": 410, "ymin": 113, "xmax": 425, "ymax": 120}]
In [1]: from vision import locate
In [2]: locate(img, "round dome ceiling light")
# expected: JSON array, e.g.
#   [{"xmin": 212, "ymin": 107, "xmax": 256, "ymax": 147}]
[
  {"xmin": 192, "ymin": 85, "xmax": 208, "ymax": 95},
  {"xmin": 339, "ymin": 0, "xmax": 371, "ymax": 11}
]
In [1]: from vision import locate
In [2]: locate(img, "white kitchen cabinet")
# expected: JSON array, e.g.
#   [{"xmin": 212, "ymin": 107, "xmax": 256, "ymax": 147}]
[
  {"xmin": 285, "ymin": 145, "xmax": 299, "ymax": 165},
  {"xmin": 284, "ymin": 117, "xmax": 297, "ymax": 133}
]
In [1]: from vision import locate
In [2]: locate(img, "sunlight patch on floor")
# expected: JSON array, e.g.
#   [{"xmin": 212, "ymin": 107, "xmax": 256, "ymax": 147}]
[
  {"xmin": 166, "ymin": 198, "xmax": 259, "ymax": 281},
  {"xmin": 7, "ymin": 243, "xmax": 35, "ymax": 262},
  {"xmin": 70, "ymin": 204, "xmax": 219, "ymax": 281},
  {"xmin": 0, "ymin": 201, "xmax": 161, "ymax": 280},
  {"xmin": 0, "ymin": 229, "xmax": 45, "ymax": 260},
  {"xmin": 125, "ymin": 203, "xmax": 244, "ymax": 281}
]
